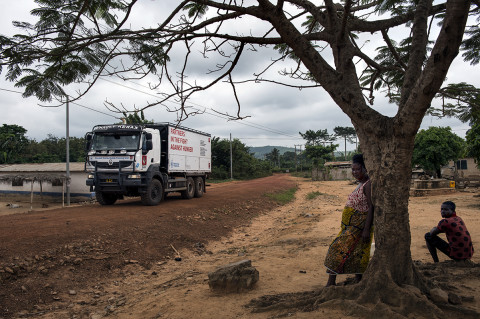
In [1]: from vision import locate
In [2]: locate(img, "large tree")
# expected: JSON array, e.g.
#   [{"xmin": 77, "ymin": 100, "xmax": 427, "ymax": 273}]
[
  {"xmin": 412, "ymin": 126, "xmax": 465, "ymax": 177},
  {"xmin": 0, "ymin": 124, "xmax": 29, "ymax": 163},
  {"xmin": 299, "ymin": 129, "xmax": 334, "ymax": 146},
  {"xmin": 0, "ymin": 0, "xmax": 477, "ymax": 317},
  {"xmin": 465, "ymin": 122, "xmax": 480, "ymax": 165}
]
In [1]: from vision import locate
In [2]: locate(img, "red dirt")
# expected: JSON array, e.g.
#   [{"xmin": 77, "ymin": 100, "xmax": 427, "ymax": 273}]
[{"xmin": 0, "ymin": 174, "xmax": 296, "ymax": 318}]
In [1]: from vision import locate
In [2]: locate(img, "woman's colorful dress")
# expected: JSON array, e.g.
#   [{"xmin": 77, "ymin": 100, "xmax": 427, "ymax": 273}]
[{"xmin": 324, "ymin": 181, "xmax": 373, "ymax": 275}]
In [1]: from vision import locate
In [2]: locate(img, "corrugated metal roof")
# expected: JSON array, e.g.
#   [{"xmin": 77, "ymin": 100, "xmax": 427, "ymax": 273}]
[{"xmin": 0, "ymin": 162, "xmax": 85, "ymax": 173}]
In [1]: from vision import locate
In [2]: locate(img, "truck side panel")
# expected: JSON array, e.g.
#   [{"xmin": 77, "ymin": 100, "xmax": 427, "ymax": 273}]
[{"xmin": 167, "ymin": 125, "xmax": 211, "ymax": 173}]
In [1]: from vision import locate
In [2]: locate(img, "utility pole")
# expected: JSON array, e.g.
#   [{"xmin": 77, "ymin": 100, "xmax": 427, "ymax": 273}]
[
  {"xmin": 230, "ymin": 133, "xmax": 233, "ymax": 180},
  {"xmin": 66, "ymin": 96, "xmax": 70, "ymax": 206},
  {"xmin": 294, "ymin": 145, "xmax": 298, "ymax": 172},
  {"xmin": 299, "ymin": 145, "xmax": 303, "ymax": 172},
  {"xmin": 295, "ymin": 144, "xmax": 303, "ymax": 172}
]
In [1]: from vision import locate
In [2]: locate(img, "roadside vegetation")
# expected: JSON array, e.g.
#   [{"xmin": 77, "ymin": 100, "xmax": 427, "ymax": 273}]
[
  {"xmin": 264, "ymin": 186, "xmax": 297, "ymax": 205},
  {"xmin": 306, "ymin": 191, "xmax": 323, "ymax": 200},
  {"xmin": 3, "ymin": 122, "xmax": 469, "ymax": 183}
]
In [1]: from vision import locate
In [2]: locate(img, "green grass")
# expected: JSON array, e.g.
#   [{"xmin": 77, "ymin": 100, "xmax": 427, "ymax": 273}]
[
  {"xmin": 289, "ymin": 171, "xmax": 312, "ymax": 178},
  {"xmin": 207, "ymin": 179, "xmax": 236, "ymax": 184},
  {"xmin": 265, "ymin": 187, "xmax": 298, "ymax": 205},
  {"xmin": 306, "ymin": 191, "xmax": 324, "ymax": 200}
]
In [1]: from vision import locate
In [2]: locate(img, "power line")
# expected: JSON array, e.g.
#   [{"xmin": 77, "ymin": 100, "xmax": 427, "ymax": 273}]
[
  {"xmin": 99, "ymin": 78, "xmax": 300, "ymax": 138},
  {"xmin": 1, "ymin": 83, "xmax": 299, "ymax": 139},
  {"xmin": 0, "ymin": 87, "xmax": 119, "ymax": 119}
]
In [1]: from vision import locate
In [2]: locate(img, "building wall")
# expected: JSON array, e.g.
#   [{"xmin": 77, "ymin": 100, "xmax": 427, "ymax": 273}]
[
  {"xmin": 0, "ymin": 172, "xmax": 94, "ymax": 202},
  {"xmin": 312, "ymin": 167, "xmax": 351, "ymax": 181},
  {"xmin": 442, "ymin": 158, "xmax": 480, "ymax": 180}
]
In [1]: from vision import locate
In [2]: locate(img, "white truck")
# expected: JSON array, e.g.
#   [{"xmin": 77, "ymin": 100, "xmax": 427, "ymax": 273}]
[{"xmin": 85, "ymin": 123, "xmax": 211, "ymax": 206}]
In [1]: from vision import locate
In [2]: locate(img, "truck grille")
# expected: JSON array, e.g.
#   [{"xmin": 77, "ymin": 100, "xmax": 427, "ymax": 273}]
[{"xmin": 89, "ymin": 161, "xmax": 133, "ymax": 169}]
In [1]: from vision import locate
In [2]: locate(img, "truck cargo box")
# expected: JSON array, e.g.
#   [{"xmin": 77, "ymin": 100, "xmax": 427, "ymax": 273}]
[{"xmin": 146, "ymin": 124, "xmax": 211, "ymax": 174}]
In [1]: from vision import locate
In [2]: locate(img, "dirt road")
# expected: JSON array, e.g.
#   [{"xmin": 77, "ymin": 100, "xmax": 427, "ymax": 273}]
[
  {"xmin": 0, "ymin": 174, "xmax": 296, "ymax": 318},
  {"xmin": 1, "ymin": 175, "xmax": 479, "ymax": 319}
]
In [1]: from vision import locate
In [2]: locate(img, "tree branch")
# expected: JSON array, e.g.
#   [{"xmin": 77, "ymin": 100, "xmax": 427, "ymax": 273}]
[
  {"xmin": 381, "ymin": 29, "xmax": 408, "ymax": 70},
  {"xmin": 399, "ymin": 0, "xmax": 431, "ymax": 108},
  {"xmin": 399, "ymin": 0, "xmax": 471, "ymax": 124}
]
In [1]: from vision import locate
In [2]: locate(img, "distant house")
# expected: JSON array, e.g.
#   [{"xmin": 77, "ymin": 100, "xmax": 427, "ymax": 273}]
[
  {"xmin": 312, "ymin": 161, "xmax": 352, "ymax": 181},
  {"xmin": 442, "ymin": 158, "xmax": 480, "ymax": 187},
  {"xmin": 0, "ymin": 162, "xmax": 94, "ymax": 203}
]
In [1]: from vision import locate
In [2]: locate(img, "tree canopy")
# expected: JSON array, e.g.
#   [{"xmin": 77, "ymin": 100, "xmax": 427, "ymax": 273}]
[
  {"xmin": 412, "ymin": 126, "xmax": 465, "ymax": 177},
  {"xmin": 0, "ymin": 124, "xmax": 28, "ymax": 163},
  {"xmin": 1, "ymin": 0, "xmax": 479, "ymax": 317},
  {"xmin": 465, "ymin": 122, "xmax": 480, "ymax": 166},
  {"xmin": 265, "ymin": 147, "xmax": 280, "ymax": 167},
  {"xmin": 211, "ymin": 136, "xmax": 271, "ymax": 180},
  {"xmin": 0, "ymin": 124, "xmax": 87, "ymax": 164},
  {"xmin": 299, "ymin": 129, "xmax": 334, "ymax": 146},
  {"xmin": 119, "ymin": 110, "xmax": 154, "ymax": 124}
]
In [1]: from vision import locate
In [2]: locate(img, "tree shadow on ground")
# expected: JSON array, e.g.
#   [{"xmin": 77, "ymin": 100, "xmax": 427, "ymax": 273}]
[{"xmin": 246, "ymin": 261, "xmax": 480, "ymax": 319}]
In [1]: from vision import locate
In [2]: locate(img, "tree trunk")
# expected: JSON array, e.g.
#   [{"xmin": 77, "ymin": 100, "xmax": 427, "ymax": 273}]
[{"xmin": 361, "ymin": 135, "xmax": 418, "ymax": 285}]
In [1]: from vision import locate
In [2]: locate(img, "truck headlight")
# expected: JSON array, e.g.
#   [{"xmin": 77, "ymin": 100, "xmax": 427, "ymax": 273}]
[
  {"xmin": 88, "ymin": 174, "xmax": 95, "ymax": 179},
  {"xmin": 128, "ymin": 174, "xmax": 141, "ymax": 179}
]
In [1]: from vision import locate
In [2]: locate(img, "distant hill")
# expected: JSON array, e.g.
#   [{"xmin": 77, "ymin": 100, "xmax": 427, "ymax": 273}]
[{"xmin": 249, "ymin": 146, "xmax": 295, "ymax": 159}]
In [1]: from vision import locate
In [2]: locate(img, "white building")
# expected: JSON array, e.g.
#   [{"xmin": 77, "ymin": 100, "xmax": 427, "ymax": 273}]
[{"xmin": 0, "ymin": 162, "xmax": 94, "ymax": 203}]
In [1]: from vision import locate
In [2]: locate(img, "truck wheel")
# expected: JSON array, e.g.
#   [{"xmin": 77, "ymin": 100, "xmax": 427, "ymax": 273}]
[
  {"xmin": 181, "ymin": 177, "xmax": 195, "ymax": 199},
  {"xmin": 141, "ymin": 179, "xmax": 163, "ymax": 206},
  {"xmin": 194, "ymin": 177, "xmax": 204, "ymax": 198},
  {"xmin": 96, "ymin": 191, "xmax": 117, "ymax": 205}
]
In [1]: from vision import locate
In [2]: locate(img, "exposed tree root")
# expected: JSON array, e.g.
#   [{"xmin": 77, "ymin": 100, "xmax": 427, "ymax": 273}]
[{"xmin": 246, "ymin": 261, "xmax": 480, "ymax": 319}]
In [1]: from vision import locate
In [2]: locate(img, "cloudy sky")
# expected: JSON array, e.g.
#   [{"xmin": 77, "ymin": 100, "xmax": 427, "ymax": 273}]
[{"xmin": 0, "ymin": 1, "xmax": 474, "ymax": 151}]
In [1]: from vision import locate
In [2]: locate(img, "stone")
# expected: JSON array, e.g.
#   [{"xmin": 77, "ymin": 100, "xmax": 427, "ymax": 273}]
[
  {"xmin": 4, "ymin": 267, "xmax": 14, "ymax": 274},
  {"xmin": 448, "ymin": 292, "xmax": 462, "ymax": 305},
  {"xmin": 208, "ymin": 259, "xmax": 259, "ymax": 293},
  {"xmin": 429, "ymin": 288, "xmax": 449, "ymax": 304}
]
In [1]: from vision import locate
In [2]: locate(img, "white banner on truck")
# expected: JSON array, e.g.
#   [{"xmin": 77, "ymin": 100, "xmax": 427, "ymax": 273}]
[{"xmin": 167, "ymin": 126, "xmax": 211, "ymax": 172}]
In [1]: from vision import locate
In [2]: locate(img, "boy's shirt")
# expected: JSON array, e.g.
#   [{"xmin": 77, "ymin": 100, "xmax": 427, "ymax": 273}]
[{"xmin": 437, "ymin": 214, "xmax": 474, "ymax": 259}]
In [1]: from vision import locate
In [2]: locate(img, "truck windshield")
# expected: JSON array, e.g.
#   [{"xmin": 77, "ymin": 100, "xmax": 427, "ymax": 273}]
[{"xmin": 91, "ymin": 133, "xmax": 140, "ymax": 150}]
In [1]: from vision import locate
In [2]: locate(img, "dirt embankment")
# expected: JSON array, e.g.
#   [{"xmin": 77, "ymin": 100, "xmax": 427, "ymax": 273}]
[{"xmin": 1, "ymin": 175, "xmax": 479, "ymax": 319}]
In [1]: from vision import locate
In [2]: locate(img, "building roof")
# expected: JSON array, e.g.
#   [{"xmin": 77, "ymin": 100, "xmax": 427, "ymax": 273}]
[
  {"xmin": 0, "ymin": 162, "xmax": 85, "ymax": 173},
  {"xmin": 324, "ymin": 161, "xmax": 351, "ymax": 167}
]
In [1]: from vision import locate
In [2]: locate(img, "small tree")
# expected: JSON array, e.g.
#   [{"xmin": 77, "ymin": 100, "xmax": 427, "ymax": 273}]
[
  {"xmin": 465, "ymin": 122, "xmax": 480, "ymax": 166},
  {"xmin": 412, "ymin": 127, "xmax": 465, "ymax": 177},
  {"xmin": 304, "ymin": 144, "xmax": 337, "ymax": 166},
  {"xmin": 333, "ymin": 126, "xmax": 357, "ymax": 160},
  {"xmin": 280, "ymin": 151, "xmax": 297, "ymax": 171},
  {"xmin": 120, "ymin": 111, "xmax": 154, "ymax": 124},
  {"xmin": 266, "ymin": 147, "xmax": 280, "ymax": 167}
]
